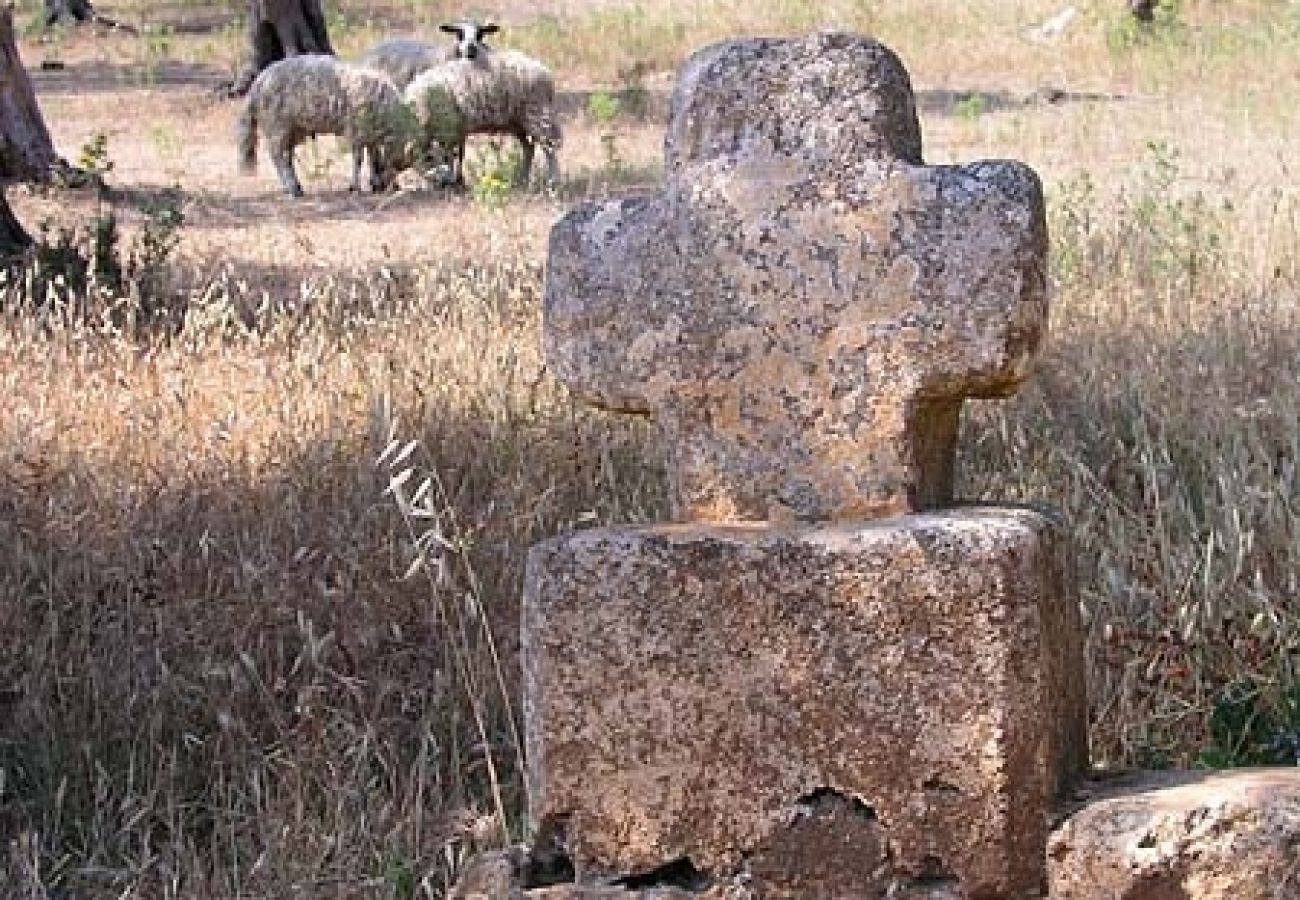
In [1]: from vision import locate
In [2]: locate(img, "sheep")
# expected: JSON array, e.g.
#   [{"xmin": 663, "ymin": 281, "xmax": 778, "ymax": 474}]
[
  {"xmin": 357, "ymin": 38, "xmax": 451, "ymax": 92},
  {"xmin": 236, "ymin": 54, "xmax": 411, "ymax": 198},
  {"xmin": 439, "ymin": 20, "xmax": 499, "ymax": 61},
  {"xmin": 404, "ymin": 38, "xmax": 561, "ymax": 189},
  {"xmin": 358, "ymin": 22, "xmax": 498, "ymax": 91}
]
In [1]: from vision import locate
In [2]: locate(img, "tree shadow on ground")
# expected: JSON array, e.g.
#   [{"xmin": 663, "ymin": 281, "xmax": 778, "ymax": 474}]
[
  {"xmin": 0, "ymin": 337, "xmax": 664, "ymax": 893},
  {"xmin": 114, "ymin": 177, "xmax": 467, "ymax": 229},
  {"xmin": 28, "ymin": 57, "xmax": 232, "ymax": 94}
]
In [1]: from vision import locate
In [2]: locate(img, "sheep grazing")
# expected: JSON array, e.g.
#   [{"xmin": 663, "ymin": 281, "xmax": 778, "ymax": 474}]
[
  {"xmin": 358, "ymin": 38, "xmax": 451, "ymax": 92},
  {"xmin": 404, "ymin": 29, "xmax": 561, "ymax": 189},
  {"xmin": 357, "ymin": 21, "xmax": 496, "ymax": 92},
  {"xmin": 236, "ymin": 54, "xmax": 410, "ymax": 197}
]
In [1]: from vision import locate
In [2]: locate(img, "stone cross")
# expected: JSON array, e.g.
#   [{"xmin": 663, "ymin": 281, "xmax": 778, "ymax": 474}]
[
  {"xmin": 545, "ymin": 33, "xmax": 1048, "ymax": 523},
  {"xmin": 515, "ymin": 34, "xmax": 1082, "ymax": 899}
]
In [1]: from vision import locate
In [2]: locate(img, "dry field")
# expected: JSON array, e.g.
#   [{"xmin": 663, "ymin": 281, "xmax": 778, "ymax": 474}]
[{"xmin": 1, "ymin": 0, "xmax": 1298, "ymax": 896}]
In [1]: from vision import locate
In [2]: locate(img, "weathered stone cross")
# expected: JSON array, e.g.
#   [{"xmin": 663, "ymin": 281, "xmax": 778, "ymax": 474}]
[{"xmin": 545, "ymin": 33, "xmax": 1049, "ymax": 522}]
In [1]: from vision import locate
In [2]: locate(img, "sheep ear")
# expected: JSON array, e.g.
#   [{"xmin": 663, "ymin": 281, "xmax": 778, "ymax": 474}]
[
  {"xmin": 480, "ymin": 23, "xmax": 499, "ymax": 36},
  {"xmin": 439, "ymin": 24, "xmax": 459, "ymax": 35}
]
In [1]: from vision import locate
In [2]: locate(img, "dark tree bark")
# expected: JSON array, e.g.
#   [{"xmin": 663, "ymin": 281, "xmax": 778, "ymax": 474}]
[
  {"xmin": 0, "ymin": 8, "xmax": 58, "ymax": 260},
  {"xmin": 225, "ymin": 0, "xmax": 334, "ymax": 97},
  {"xmin": 1129, "ymin": 0, "xmax": 1156, "ymax": 23},
  {"xmin": 43, "ymin": 0, "xmax": 138, "ymax": 34},
  {"xmin": 0, "ymin": 193, "xmax": 31, "ymax": 257}
]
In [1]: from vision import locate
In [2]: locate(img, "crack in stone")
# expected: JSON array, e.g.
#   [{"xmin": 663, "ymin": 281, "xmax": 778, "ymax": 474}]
[
  {"xmin": 795, "ymin": 785, "xmax": 879, "ymax": 820},
  {"xmin": 613, "ymin": 857, "xmax": 712, "ymax": 892},
  {"xmin": 922, "ymin": 777, "xmax": 964, "ymax": 796}
]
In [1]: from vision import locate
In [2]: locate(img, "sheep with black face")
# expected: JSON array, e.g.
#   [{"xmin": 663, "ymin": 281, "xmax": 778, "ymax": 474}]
[
  {"xmin": 404, "ymin": 23, "xmax": 562, "ymax": 189},
  {"xmin": 358, "ymin": 21, "xmax": 498, "ymax": 91}
]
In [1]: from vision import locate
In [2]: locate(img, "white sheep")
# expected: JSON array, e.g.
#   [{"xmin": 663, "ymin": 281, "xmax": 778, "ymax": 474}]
[
  {"xmin": 404, "ymin": 29, "xmax": 562, "ymax": 189},
  {"xmin": 358, "ymin": 22, "xmax": 498, "ymax": 91},
  {"xmin": 358, "ymin": 38, "xmax": 451, "ymax": 92},
  {"xmin": 236, "ymin": 54, "xmax": 411, "ymax": 197}
]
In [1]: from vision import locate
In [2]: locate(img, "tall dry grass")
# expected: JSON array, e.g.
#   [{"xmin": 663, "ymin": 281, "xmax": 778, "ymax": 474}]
[{"xmin": 1, "ymin": 0, "xmax": 1298, "ymax": 896}]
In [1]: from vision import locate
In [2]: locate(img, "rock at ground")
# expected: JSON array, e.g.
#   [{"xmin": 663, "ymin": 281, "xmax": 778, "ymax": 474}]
[{"xmin": 1048, "ymin": 767, "xmax": 1300, "ymax": 899}]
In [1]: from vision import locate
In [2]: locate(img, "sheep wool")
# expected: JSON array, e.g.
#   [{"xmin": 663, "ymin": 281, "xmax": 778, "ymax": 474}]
[
  {"xmin": 237, "ymin": 54, "xmax": 408, "ymax": 197},
  {"xmin": 405, "ymin": 49, "xmax": 562, "ymax": 188},
  {"xmin": 358, "ymin": 39, "xmax": 454, "ymax": 92}
]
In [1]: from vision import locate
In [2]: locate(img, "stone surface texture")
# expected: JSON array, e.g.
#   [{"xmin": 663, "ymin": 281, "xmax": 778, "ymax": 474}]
[
  {"xmin": 544, "ymin": 32, "xmax": 1048, "ymax": 523},
  {"xmin": 1048, "ymin": 768, "xmax": 1300, "ymax": 899},
  {"xmin": 452, "ymin": 837, "xmax": 970, "ymax": 899},
  {"xmin": 524, "ymin": 507, "xmax": 1088, "ymax": 896},
  {"xmin": 449, "ymin": 846, "xmax": 530, "ymax": 900}
]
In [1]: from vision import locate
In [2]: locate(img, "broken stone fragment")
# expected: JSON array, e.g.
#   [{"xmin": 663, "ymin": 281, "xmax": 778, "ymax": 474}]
[
  {"xmin": 523, "ymin": 507, "xmax": 1087, "ymax": 897},
  {"xmin": 451, "ymin": 833, "xmax": 978, "ymax": 899},
  {"xmin": 448, "ymin": 846, "xmax": 530, "ymax": 900},
  {"xmin": 1048, "ymin": 767, "xmax": 1300, "ymax": 899}
]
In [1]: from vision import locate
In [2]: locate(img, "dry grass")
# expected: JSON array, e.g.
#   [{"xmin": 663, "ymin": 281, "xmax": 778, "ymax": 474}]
[{"xmin": 1, "ymin": 0, "xmax": 1298, "ymax": 896}]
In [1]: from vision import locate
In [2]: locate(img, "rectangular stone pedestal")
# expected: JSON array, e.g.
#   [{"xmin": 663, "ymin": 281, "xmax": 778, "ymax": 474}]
[{"xmin": 522, "ymin": 507, "xmax": 1087, "ymax": 898}]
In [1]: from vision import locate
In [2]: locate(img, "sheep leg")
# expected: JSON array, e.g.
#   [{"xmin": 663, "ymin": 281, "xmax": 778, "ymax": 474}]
[
  {"xmin": 270, "ymin": 138, "xmax": 304, "ymax": 197},
  {"xmin": 515, "ymin": 131, "xmax": 534, "ymax": 188},
  {"xmin": 543, "ymin": 144, "xmax": 559, "ymax": 187},
  {"xmin": 366, "ymin": 146, "xmax": 382, "ymax": 192},
  {"xmin": 454, "ymin": 140, "xmax": 467, "ymax": 187},
  {"xmin": 349, "ymin": 139, "xmax": 364, "ymax": 192},
  {"xmin": 366, "ymin": 143, "xmax": 391, "ymax": 193}
]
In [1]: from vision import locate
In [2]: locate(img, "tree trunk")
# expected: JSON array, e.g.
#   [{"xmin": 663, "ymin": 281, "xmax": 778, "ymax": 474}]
[
  {"xmin": 0, "ymin": 8, "xmax": 58, "ymax": 260},
  {"xmin": 43, "ymin": 0, "xmax": 138, "ymax": 34},
  {"xmin": 45, "ymin": 0, "xmax": 94, "ymax": 26},
  {"xmin": 1129, "ymin": 0, "xmax": 1156, "ymax": 23},
  {"xmin": 226, "ymin": 0, "xmax": 333, "ymax": 97},
  {"xmin": 0, "ymin": 191, "xmax": 31, "ymax": 258}
]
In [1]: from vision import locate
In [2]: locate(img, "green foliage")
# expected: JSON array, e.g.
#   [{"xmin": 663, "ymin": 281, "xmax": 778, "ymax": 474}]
[
  {"xmin": 1047, "ymin": 171, "xmax": 1096, "ymax": 287},
  {"xmin": 76, "ymin": 132, "xmax": 114, "ymax": 179},
  {"xmin": 412, "ymin": 85, "xmax": 464, "ymax": 176},
  {"xmin": 586, "ymin": 89, "xmax": 620, "ymax": 126},
  {"xmin": 587, "ymin": 90, "xmax": 625, "ymax": 174},
  {"xmin": 616, "ymin": 61, "xmax": 651, "ymax": 119},
  {"xmin": 1196, "ymin": 678, "xmax": 1300, "ymax": 768},
  {"xmin": 382, "ymin": 852, "xmax": 417, "ymax": 900},
  {"xmin": 134, "ymin": 24, "xmax": 174, "ymax": 85},
  {"xmin": 1107, "ymin": 0, "xmax": 1185, "ymax": 52},
  {"xmin": 325, "ymin": 5, "xmax": 355, "ymax": 43},
  {"xmin": 1048, "ymin": 142, "xmax": 1224, "ymax": 294},
  {"xmin": 355, "ymin": 102, "xmax": 427, "ymax": 185},
  {"xmin": 131, "ymin": 186, "xmax": 184, "ymax": 296},
  {"xmin": 14, "ymin": 187, "xmax": 184, "ymax": 331},
  {"xmin": 148, "ymin": 122, "xmax": 184, "ymax": 179},
  {"xmin": 1125, "ymin": 140, "xmax": 1224, "ymax": 286},
  {"xmin": 22, "ymin": 9, "xmax": 53, "ymax": 38},
  {"xmin": 954, "ymin": 92, "xmax": 988, "ymax": 122},
  {"xmin": 468, "ymin": 142, "xmax": 521, "ymax": 208},
  {"xmin": 30, "ymin": 209, "xmax": 123, "ymax": 299}
]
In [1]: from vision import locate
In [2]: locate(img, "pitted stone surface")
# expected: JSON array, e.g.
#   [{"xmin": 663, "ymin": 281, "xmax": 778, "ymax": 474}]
[
  {"xmin": 1048, "ymin": 768, "xmax": 1300, "ymax": 899},
  {"xmin": 544, "ymin": 33, "xmax": 1049, "ymax": 523},
  {"xmin": 523, "ymin": 507, "xmax": 1088, "ymax": 897}
]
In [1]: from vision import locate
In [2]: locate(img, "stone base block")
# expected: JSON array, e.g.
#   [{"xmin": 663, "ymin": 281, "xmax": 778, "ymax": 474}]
[
  {"xmin": 523, "ymin": 507, "xmax": 1087, "ymax": 898},
  {"xmin": 1048, "ymin": 768, "xmax": 1300, "ymax": 899},
  {"xmin": 449, "ymin": 845, "xmax": 966, "ymax": 899}
]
